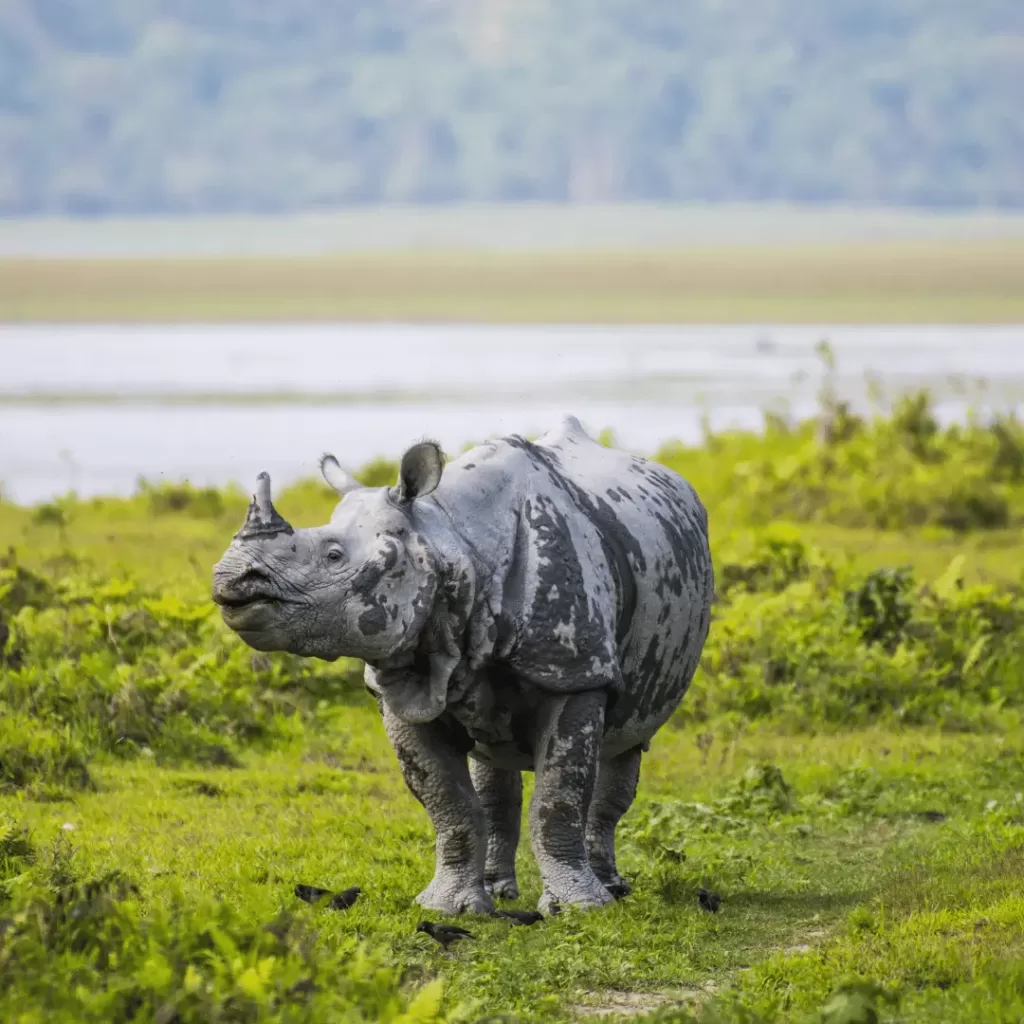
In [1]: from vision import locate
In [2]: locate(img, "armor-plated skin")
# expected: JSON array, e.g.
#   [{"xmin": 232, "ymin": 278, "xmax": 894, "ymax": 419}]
[{"xmin": 212, "ymin": 416, "xmax": 713, "ymax": 915}]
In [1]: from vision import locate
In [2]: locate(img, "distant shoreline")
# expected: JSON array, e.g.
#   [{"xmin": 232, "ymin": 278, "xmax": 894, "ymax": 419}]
[
  {"xmin": 1, "ymin": 238, "xmax": 1021, "ymax": 324},
  {"xmin": 2, "ymin": 203, "xmax": 1024, "ymax": 259}
]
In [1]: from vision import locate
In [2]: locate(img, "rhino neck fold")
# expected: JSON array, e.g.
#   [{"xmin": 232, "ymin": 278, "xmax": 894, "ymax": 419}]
[{"xmin": 367, "ymin": 528, "xmax": 481, "ymax": 725}]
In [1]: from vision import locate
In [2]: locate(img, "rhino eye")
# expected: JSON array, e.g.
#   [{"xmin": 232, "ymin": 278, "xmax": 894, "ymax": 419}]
[{"xmin": 326, "ymin": 548, "xmax": 344, "ymax": 564}]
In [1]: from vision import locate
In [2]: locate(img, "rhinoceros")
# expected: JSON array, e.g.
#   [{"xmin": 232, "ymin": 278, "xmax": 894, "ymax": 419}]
[{"xmin": 212, "ymin": 416, "xmax": 713, "ymax": 915}]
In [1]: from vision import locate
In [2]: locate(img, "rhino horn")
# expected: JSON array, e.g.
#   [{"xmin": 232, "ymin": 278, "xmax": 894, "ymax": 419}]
[
  {"xmin": 320, "ymin": 453, "xmax": 364, "ymax": 496},
  {"xmin": 236, "ymin": 471, "xmax": 294, "ymax": 540}
]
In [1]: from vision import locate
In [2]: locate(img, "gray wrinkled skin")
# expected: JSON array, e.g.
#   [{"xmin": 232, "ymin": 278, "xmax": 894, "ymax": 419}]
[{"xmin": 212, "ymin": 417, "xmax": 713, "ymax": 915}]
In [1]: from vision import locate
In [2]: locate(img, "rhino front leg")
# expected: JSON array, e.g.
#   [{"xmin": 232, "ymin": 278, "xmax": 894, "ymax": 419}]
[
  {"xmin": 381, "ymin": 704, "xmax": 493, "ymax": 916},
  {"xmin": 469, "ymin": 758, "xmax": 522, "ymax": 900},
  {"xmin": 529, "ymin": 690, "xmax": 615, "ymax": 914},
  {"xmin": 586, "ymin": 746, "xmax": 642, "ymax": 898}
]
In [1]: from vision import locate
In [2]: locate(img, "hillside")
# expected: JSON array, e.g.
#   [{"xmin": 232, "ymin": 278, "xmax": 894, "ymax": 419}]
[{"xmin": 0, "ymin": 0, "xmax": 1021, "ymax": 216}]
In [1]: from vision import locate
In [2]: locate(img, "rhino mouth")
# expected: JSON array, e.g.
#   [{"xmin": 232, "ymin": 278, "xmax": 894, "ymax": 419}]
[
  {"xmin": 215, "ymin": 593, "xmax": 274, "ymax": 610},
  {"xmin": 216, "ymin": 595, "xmax": 295, "ymax": 640},
  {"xmin": 212, "ymin": 567, "xmax": 287, "ymax": 612}
]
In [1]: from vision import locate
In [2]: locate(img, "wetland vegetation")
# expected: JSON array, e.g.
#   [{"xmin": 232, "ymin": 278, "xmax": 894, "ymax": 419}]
[{"xmin": 2, "ymin": 385, "xmax": 1024, "ymax": 1022}]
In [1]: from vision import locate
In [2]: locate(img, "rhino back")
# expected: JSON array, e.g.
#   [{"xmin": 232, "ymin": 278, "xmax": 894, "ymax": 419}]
[
  {"xmin": 531, "ymin": 419, "xmax": 713, "ymax": 747},
  {"xmin": 434, "ymin": 417, "xmax": 713, "ymax": 751}
]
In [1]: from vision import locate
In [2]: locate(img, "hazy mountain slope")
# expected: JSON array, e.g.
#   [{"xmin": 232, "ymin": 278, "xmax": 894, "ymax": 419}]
[{"xmin": 0, "ymin": 0, "xmax": 1020, "ymax": 214}]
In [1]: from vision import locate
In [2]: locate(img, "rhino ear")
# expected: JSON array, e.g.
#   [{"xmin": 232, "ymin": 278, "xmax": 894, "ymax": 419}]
[{"xmin": 396, "ymin": 440, "xmax": 445, "ymax": 502}]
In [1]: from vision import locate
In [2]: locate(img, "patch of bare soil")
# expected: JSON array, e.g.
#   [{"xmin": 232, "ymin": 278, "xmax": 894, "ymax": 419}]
[{"xmin": 570, "ymin": 983, "xmax": 716, "ymax": 1019}]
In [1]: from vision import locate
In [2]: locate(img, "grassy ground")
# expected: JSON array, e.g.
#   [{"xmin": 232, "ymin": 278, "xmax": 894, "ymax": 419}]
[
  {"xmin": 3, "ymin": 403, "xmax": 1024, "ymax": 1022},
  {"xmin": 6, "ymin": 721, "xmax": 1024, "ymax": 1023},
  {"xmin": 2, "ymin": 240, "xmax": 1023, "ymax": 323}
]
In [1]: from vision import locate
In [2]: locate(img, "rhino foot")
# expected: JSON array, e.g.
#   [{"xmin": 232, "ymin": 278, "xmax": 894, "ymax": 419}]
[
  {"xmin": 484, "ymin": 874, "xmax": 520, "ymax": 900},
  {"xmin": 416, "ymin": 877, "xmax": 494, "ymax": 916},
  {"xmin": 537, "ymin": 871, "xmax": 615, "ymax": 915}
]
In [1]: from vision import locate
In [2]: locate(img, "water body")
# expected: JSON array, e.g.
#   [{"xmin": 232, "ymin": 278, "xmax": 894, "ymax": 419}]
[{"xmin": 2, "ymin": 323, "xmax": 1023, "ymax": 504}]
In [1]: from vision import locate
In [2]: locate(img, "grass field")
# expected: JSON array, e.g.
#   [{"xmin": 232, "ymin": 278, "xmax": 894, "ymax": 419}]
[
  {"xmin": 3, "ymin": 396, "xmax": 1024, "ymax": 1022},
  {"xmin": 2, "ymin": 240, "xmax": 1023, "ymax": 323}
]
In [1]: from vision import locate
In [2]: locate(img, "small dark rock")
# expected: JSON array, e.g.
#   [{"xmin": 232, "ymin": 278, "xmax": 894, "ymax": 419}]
[
  {"xmin": 416, "ymin": 920, "xmax": 476, "ymax": 949},
  {"xmin": 697, "ymin": 887, "xmax": 721, "ymax": 913},
  {"xmin": 915, "ymin": 810, "xmax": 947, "ymax": 823}
]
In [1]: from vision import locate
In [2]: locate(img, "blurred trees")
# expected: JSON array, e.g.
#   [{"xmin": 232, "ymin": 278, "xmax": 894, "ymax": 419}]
[{"xmin": 0, "ymin": 0, "xmax": 1020, "ymax": 215}]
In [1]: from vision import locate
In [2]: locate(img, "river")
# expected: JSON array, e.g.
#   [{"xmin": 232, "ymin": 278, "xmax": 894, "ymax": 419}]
[{"xmin": 2, "ymin": 322, "xmax": 1023, "ymax": 504}]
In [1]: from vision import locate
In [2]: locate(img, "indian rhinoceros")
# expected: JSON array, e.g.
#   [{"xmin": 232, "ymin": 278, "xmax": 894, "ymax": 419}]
[{"xmin": 212, "ymin": 416, "xmax": 713, "ymax": 915}]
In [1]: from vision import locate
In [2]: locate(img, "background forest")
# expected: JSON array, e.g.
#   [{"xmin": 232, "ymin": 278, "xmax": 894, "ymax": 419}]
[{"xmin": 1, "ymin": 0, "xmax": 1021, "ymax": 216}]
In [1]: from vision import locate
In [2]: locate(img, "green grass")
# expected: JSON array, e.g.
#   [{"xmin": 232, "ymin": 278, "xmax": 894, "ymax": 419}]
[
  {"xmin": 3, "ymin": 720, "xmax": 1022, "ymax": 1022},
  {"xmin": 1, "ymin": 241, "xmax": 1023, "ymax": 323},
  {"xmin": 3, "ymin": 398, "xmax": 1024, "ymax": 1021}
]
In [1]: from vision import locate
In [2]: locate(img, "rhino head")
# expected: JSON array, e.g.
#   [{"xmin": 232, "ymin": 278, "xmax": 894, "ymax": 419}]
[{"xmin": 212, "ymin": 442, "xmax": 463, "ymax": 723}]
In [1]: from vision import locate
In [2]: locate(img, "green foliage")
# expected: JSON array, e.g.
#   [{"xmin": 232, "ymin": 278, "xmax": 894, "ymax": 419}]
[
  {"xmin": 816, "ymin": 980, "xmax": 898, "ymax": 1024},
  {"xmin": 5, "ymin": 405, "xmax": 1024, "ymax": 1021},
  {"xmin": 0, "ymin": 816, "xmax": 35, "ymax": 902},
  {"xmin": 0, "ymin": 4, "xmax": 1019, "ymax": 214},
  {"xmin": 658, "ymin": 391, "xmax": 1024, "ymax": 532},
  {"xmin": 716, "ymin": 528, "xmax": 833, "ymax": 600},
  {"xmin": 0, "ymin": 556, "xmax": 53, "ymax": 617},
  {"xmin": 689, "ymin": 556, "xmax": 1024, "ymax": 729},
  {"xmin": 355, "ymin": 458, "xmax": 401, "ymax": 489},
  {"xmin": 135, "ymin": 480, "xmax": 226, "ymax": 519},
  {"xmin": 620, "ymin": 763, "xmax": 796, "ymax": 873},
  {"xmin": 0, "ymin": 568, "xmax": 364, "ymax": 784},
  {"xmin": 29, "ymin": 504, "xmax": 67, "ymax": 530},
  {"xmin": 0, "ymin": 866, "xmax": 452, "ymax": 1023},
  {"xmin": 843, "ymin": 567, "xmax": 915, "ymax": 650},
  {"xmin": 0, "ymin": 714, "xmax": 92, "ymax": 797}
]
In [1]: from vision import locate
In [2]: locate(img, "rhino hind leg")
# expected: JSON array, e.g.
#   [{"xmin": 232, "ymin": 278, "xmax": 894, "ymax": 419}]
[
  {"xmin": 469, "ymin": 759, "xmax": 522, "ymax": 900},
  {"xmin": 380, "ymin": 704, "xmax": 494, "ymax": 916},
  {"xmin": 586, "ymin": 746, "xmax": 642, "ymax": 898},
  {"xmin": 530, "ymin": 691, "xmax": 615, "ymax": 914}
]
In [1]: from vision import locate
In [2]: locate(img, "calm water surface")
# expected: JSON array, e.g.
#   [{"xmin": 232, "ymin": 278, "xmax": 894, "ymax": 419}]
[{"xmin": 2, "ymin": 323, "xmax": 1023, "ymax": 504}]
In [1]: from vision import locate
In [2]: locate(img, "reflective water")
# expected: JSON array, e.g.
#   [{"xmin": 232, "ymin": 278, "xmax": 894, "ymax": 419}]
[{"xmin": 2, "ymin": 323, "xmax": 1022, "ymax": 504}]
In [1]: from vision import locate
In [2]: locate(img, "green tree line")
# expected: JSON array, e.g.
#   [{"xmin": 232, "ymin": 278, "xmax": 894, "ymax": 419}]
[{"xmin": 0, "ymin": 0, "xmax": 1020, "ymax": 215}]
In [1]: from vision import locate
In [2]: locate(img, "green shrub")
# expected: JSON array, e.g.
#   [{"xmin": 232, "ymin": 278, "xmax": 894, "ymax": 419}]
[
  {"xmin": 0, "ymin": 714, "xmax": 92, "ymax": 795},
  {"xmin": 0, "ymin": 569, "xmax": 365, "ymax": 771},
  {"xmin": 658, "ymin": 390, "xmax": 1024, "ymax": 532},
  {"xmin": 0, "ymin": 872, "xmax": 451, "ymax": 1023},
  {"xmin": 135, "ymin": 479, "xmax": 226, "ymax": 518},
  {"xmin": 0, "ymin": 817, "xmax": 35, "ymax": 903},
  {"xmin": 687, "ymin": 557, "xmax": 1024, "ymax": 730},
  {"xmin": 0, "ymin": 558, "xmax": 53, "ymax": 617},
  {"xmin": 844, "ymin": 567, "xmax": 915, "ymax": 650},
  {"xmin": 716, "ymin": 528, "xmax": 834, "ymax": 600}
]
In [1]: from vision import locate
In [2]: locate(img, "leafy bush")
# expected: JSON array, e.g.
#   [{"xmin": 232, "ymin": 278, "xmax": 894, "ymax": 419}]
[
  {"xmin": 0, "ymin": 715, "xmax": 92, "ymax": 796},
  {"xmin": 716, "ymin": 528, "xmax": 834, "ymax": 600},
  {"xmin": 0, "ymin": 558, "xmax": 53, "ymax": 617},
  {"xmin": 843, "ymin": 567, "xmax": 915, "ymax": 650},
  {"xmin": 0, "ymin": 567, "xmax": 365, "ymax": 783},
  {"xmin": 659, "ymin": 391, "xmax": 1024, "ymax": 532},
  {"xmin": 0, "ymin": 869, "xmax": 450, "ymax": 1023},
  {"xmin": 0, "ymin": 817, "xmax": 35, "ymax": 903},
  {"xmin": 687, "ymin": 557, "xmax": 1024, "ymax": 730},
  {"xmin": 622, "ymin": 762, "xmax": 797, "ymax": 864},
  {"xmin": 135, "ymin": 480, "xmax": 227, "ymax": 519}
]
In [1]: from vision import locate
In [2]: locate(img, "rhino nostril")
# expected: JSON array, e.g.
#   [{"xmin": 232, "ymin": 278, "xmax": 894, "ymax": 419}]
[{"xmin": 239, "ymin": 567, "xmax": 271, "ymax": 585}]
